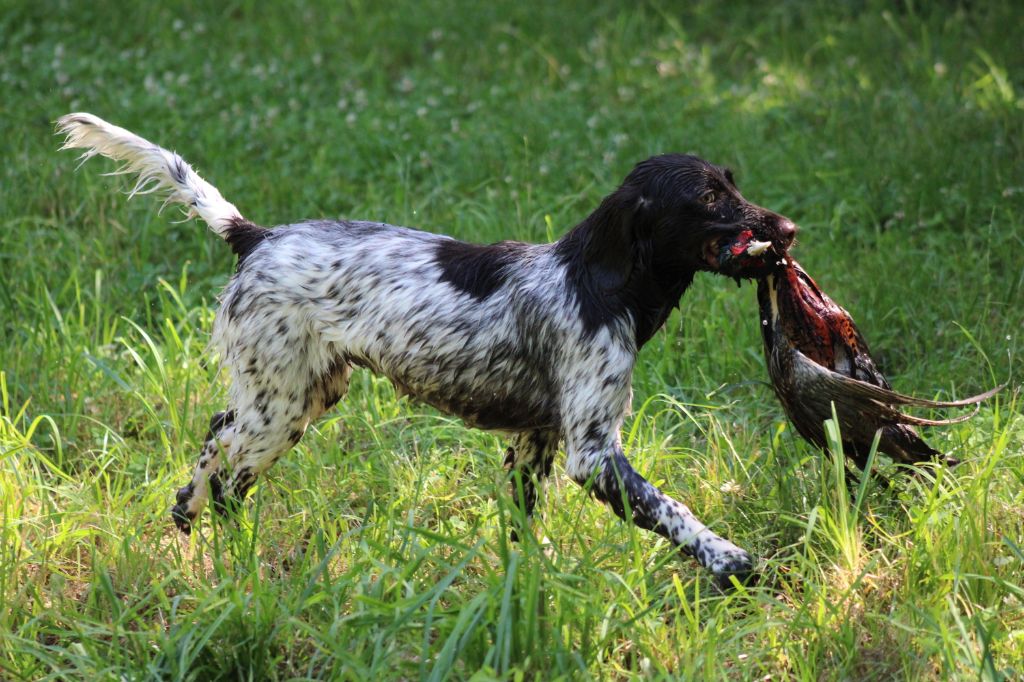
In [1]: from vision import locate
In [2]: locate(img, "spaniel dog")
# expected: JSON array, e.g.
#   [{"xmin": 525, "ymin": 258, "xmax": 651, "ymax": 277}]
[{"xmin": 58, "ymin": 113, "xmax": 796, "ymax": 586}]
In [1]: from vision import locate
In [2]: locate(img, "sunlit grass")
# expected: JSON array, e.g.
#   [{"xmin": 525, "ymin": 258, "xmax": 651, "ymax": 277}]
[{"xmin": 2, "ymin": 0, "xmax": 1022, "ymax": 679}]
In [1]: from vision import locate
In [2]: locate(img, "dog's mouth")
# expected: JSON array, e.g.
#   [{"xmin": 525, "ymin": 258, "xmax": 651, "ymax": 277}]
[{"xmin": 702, "ymin": 229, "xmax": 788, "ymax": 278}]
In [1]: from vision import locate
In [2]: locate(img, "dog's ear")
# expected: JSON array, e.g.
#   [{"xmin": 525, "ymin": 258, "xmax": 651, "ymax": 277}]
[{"xmin": 584, "ymin": 187, "xmax": 650, "ymax": 292}]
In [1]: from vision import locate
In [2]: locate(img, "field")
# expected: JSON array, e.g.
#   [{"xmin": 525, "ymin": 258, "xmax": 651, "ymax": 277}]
[{"xmin": 2, "ymin": 1, "xmax": 1022, "ymax": 679}]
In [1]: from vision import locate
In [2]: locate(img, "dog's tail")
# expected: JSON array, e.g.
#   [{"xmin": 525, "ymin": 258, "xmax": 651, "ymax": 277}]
[{"xmin": 56, "ymin": 113, "xmax": 263, "ymax": 252}]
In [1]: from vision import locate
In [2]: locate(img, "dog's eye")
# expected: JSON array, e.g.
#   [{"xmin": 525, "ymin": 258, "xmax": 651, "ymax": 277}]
[{"xmin": 700, "ymin": 190, "xmax": 717, "ymax": 205}]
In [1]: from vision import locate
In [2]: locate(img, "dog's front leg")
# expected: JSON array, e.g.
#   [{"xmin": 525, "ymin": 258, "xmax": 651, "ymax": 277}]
[
  {"xmin": 504, "ymin": 430, "xmax": 559, "ymax": 541},
  {"xmin": 564, "ymin": 425, "xmax": 753, "ymax": 587}
]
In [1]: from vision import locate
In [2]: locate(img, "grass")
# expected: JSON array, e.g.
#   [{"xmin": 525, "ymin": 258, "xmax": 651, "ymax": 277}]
[{"xmin": 1, "ymin": 0, "xmax": 1022, "ymax": 678}]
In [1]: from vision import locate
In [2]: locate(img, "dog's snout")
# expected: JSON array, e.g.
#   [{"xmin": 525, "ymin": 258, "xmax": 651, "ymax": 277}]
[{"xmin": 777, "ymin": 218, "xmax": 797, "ymax": 247}]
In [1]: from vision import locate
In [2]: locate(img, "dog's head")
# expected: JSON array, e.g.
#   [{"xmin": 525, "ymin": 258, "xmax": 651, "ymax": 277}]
[{"xmin": 583, "ymin": 154, "xmax": 797, "ymax": 291}]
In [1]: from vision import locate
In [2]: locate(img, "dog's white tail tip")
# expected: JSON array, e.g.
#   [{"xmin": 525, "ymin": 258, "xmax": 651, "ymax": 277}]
[{"xmin": 55, "ymin": 112, "xmax": 245, "ymax": 235}]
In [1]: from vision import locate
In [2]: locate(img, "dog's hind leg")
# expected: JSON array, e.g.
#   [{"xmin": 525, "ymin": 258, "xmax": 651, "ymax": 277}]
[
  {"xmin": 171, "ymin": 358, "xmax": 352, "ymax": 532},
  {"xmin": 504, "ymin": 430, "xmax": 558, "ymax": 541},
  {"xmin": 214, "ymin": 359, "xmax": 353, "ymax": 515},
  {"xmin": 171, "ymin": 409, "xmax": 236, "ymax": 533},
  {"xmin": 564, "ymin": 422, "xmax": 754, "ymax": 588}
]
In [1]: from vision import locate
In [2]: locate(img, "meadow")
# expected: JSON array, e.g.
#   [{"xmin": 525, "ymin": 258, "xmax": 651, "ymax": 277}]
[{"xmin": 1, "ymin": 1, "xmax": 1022, "ymax": 679}]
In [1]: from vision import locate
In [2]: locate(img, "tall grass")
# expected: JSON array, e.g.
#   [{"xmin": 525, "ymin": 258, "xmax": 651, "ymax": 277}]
[{"xmin": 1, "ymin": 0, "xmax": 1022, "ymax": 679}]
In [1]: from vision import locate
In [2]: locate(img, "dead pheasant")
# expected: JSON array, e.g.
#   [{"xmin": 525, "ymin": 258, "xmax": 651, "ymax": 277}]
[{"xmin": 757, "ymin": 259, "xmax": 1001, "ymax": 471}]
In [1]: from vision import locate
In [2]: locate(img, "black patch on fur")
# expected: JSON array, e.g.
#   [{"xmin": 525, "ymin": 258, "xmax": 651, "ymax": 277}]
[
  {"xmin": 175, "ymin": 484, "xmax": 195, "ymax": 506},
  {"xmin": 232, "ymin": 467, "xmax": 256, "ymax": 498},
  {"xmin": 434, "ymin": 239, "xmax": 528, "ymax": 300},
  {"xmin": 555, "ymin": 182, "xmax": 693, "ymax": 345},
  {"xmin": 443, "ymin": 392, "xmax": 556, "ymax": 432},
  {"xmin": 206, "ymin": 410, "xmax": 235, "ymax": 440},
  {"xmin": 170, "ymin": 157, "xmax": 189, "ymax": 185},
  {"xmin": 209, "ymin": 472, "xmax": 229, "ymax": 515},
  {"xmin": 223, "ymin": 217, "xmax": 269, "ymax": 269}
]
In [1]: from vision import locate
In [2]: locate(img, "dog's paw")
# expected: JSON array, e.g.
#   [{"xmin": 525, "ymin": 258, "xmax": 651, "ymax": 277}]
[
  {"xmin": 171, "ymin": 484, "xmax": 198, "ymax": 534},
  {"xmin": 170, "ymin": 507, "xmax": 194, "ymax": 534},
  {"xmin": 171, "ymin": 487, "xmax": 196, "ymax": 534},
  {"xmin": 709, "ymin": 549, "xmax": 755, "ymax": 590}
]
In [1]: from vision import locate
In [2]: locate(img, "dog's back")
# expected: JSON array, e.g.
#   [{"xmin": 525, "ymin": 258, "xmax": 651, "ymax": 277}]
[{"xmin": 217, "ymin": 218, "xmax": 567, "ymax": 431}]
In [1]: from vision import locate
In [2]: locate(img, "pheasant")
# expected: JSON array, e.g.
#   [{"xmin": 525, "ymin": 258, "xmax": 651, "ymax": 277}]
[{"xmin": 757, "ymin": 259, "xmax": 1001, "ymax": 472}]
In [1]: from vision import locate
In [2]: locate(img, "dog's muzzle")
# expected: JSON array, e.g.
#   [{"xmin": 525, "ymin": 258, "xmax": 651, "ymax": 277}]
[{"xmin": 703, "ymin": 215, "xmax": 798, "ymax": 277}]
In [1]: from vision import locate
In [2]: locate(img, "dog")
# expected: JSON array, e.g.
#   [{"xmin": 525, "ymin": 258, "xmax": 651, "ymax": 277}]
[{"xmin": 57, "ymin": 112, "xmax": 796, "ymax": 586}]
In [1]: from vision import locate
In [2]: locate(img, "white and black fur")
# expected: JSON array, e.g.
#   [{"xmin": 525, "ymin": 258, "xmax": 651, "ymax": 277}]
[{"xmin": 57, "ymin": 113, "xmax": 797, "ymax": 586}]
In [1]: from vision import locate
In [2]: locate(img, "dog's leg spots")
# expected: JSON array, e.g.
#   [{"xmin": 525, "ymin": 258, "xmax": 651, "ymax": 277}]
[
  {"xmin": 170, "ymin": 410, "xmax": 236, "ymax": 533},
  {"xmin": 216, "ymin": 466, "xmax": 255, "ymax": 516},
  {"xmin": 211, "ymin": 359, "xmax": 354, "ymax": 516},
  {"xmin": 566, "ymin": 440, "xmax": 753, "ymax": 587},
  {"xmin": 504, "ymin": 430, "xmax": 558, "ymax": 542},
  {"xmin": 214, "ymin": 405, "xmax": 311, "ymax": 513}
]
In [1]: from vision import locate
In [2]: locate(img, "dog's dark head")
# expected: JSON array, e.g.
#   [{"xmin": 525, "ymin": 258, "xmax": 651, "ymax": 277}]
[{"xmin": 578, "ymin": 154, "xmax": 797, "ymax": 293}]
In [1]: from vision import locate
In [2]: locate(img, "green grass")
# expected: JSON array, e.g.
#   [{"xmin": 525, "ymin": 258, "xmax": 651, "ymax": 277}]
[{"xmin": 2, "ymin": 0, "xmax": 1022, "ymax": 679}]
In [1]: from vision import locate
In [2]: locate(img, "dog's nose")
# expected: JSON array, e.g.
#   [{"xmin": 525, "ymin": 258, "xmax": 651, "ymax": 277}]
[{"xmin": 778, "ymin": 219, "xmax": 797, "ymax": 247}]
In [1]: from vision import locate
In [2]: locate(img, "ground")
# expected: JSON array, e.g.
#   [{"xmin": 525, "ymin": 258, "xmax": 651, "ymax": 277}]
[{"xmin": 1, "ymin": 1, "xmax": 1022, "ymax": 679}]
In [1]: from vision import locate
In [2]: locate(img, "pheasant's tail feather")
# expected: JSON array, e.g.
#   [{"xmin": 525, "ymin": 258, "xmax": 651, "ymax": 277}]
[{"xmin": 817, "ymin": 364, "xmax": 1005, "ymax": 413}]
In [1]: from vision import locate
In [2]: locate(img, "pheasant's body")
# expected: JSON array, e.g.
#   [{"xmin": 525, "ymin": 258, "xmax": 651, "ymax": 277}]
[{"xmin": 757, "ymin": 260, "xmax": 997, "ymax": 469}]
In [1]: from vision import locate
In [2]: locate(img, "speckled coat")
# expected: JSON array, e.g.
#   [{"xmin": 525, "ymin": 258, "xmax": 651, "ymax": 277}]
[{"xmin": 57, "ymin": 112, "xmax": 798, "ymax": 585}]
